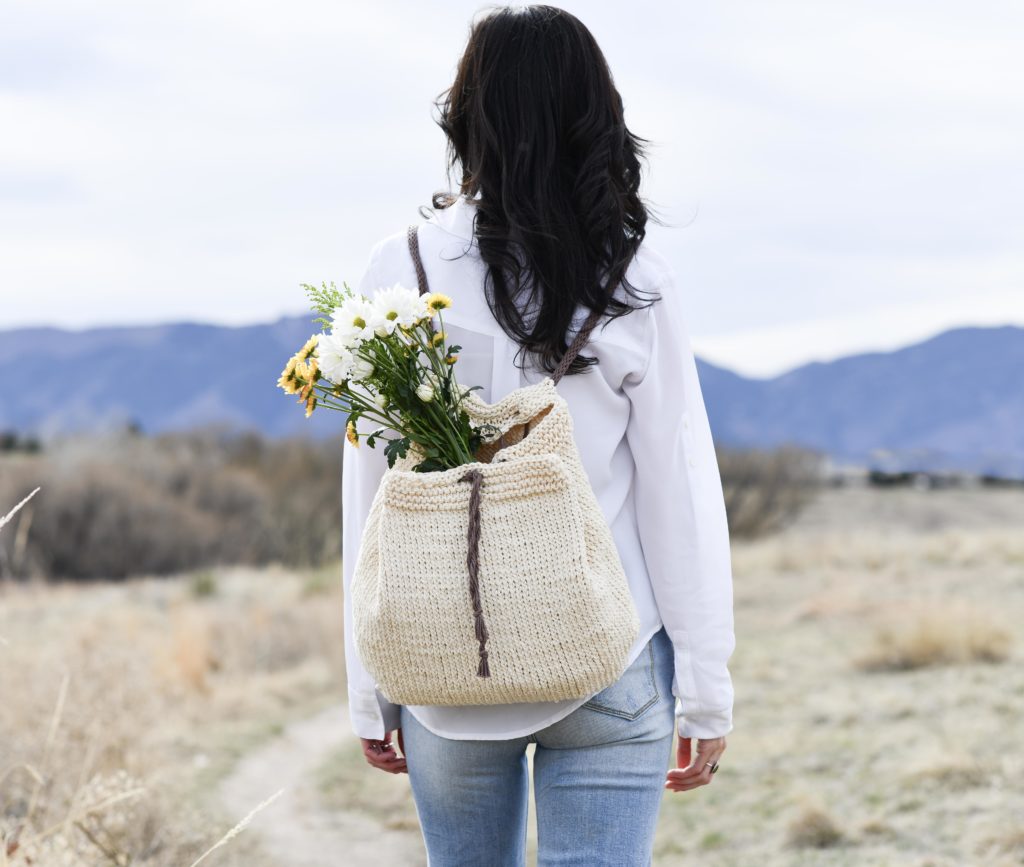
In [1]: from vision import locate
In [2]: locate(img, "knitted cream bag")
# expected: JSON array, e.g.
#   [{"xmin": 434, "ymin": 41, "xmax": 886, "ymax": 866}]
[{"xmin": 350, "ymin": 225, "xmax": 640, "ymax": 706}]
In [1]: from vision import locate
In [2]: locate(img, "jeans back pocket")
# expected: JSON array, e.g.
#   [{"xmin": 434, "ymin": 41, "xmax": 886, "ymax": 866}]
[{"xmin": 581, "ymin": 638, "xmax": 659, "ymax": 720}]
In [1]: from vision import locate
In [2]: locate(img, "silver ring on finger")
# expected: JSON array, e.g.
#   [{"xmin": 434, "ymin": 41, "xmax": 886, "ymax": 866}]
[{"xmin": 704, "ymin": 760, "xmax": 720, "ymax": 774}]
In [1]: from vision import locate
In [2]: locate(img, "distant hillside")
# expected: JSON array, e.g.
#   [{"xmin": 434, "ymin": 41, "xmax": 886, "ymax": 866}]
[
  {"xmin": 0, "ymin": 317, "xmax": 334, "ymax": 439},
  {"xmin": 1, "ymin": 318, "xmax": 1021, "ymax": 476},
  {"xmin": 701, "ymin": 325, "xmax": 1024, "ymax": 477}
]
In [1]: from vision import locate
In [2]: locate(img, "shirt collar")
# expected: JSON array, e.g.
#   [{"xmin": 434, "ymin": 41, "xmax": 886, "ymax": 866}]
[{"xmin": 426, "ymin": 194, "xmax": 479, "ymax": 246}]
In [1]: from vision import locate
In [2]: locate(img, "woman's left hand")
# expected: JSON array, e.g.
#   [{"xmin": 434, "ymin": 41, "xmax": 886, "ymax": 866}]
[
  {"xmin": 665, "ymin": 735, "xmax": 726, "ymax": 792},
  {"xmin": 360, "ymin": 728, "xmax": 408, "ymax": 774}
]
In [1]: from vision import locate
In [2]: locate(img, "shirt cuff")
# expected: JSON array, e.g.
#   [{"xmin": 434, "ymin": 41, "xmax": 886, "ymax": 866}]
[
  {"xmin": 675, "ymin": 701, "xmax": 733, "ymax": 740},
  {"xmin": 376, "ymin": 687, "xmax": 402, "ymax": 733},
  {"xmin": 348, "ymin": 687, "xmax": 403, "ymax": 740}
]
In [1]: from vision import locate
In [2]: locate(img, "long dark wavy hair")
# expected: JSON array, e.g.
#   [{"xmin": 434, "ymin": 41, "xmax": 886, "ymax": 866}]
[{"xmin": 429, "ymin": 4, "xmax": 662, "ymax": 376}]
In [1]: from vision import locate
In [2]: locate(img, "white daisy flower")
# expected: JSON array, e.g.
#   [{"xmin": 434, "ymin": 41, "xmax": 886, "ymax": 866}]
[
  {"xmin": 415, "ymin": 382, "xmax": 435, "ymax": 402},
  {"xmin": 331, "ymin": 295, "xmax": 376, "ymax": 346},
  {"xmin": 370, "ymin": 284, "xmax": 427, "ymax": 335},
  {"xmin": 351, "ymin": 357, "xmax": 375, "ymax": 381},
  {"xmin": 374, "ymin": 393, "xmax": 389, "ymax": 410},
  {"xmin": 316, "ymin": 331, "xmax": 355, "ymax": 384}
]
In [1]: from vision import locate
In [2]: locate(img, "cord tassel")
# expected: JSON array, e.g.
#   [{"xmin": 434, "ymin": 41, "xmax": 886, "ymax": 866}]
[{"xmin": 460, "ymin": 468, "xmax": 491, "ymax": 677}]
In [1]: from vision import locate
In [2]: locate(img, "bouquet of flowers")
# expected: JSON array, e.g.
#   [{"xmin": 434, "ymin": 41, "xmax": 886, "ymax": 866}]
[{"xmin": 277, "ymin": 281, "xmax": 499, "ymax": 472}]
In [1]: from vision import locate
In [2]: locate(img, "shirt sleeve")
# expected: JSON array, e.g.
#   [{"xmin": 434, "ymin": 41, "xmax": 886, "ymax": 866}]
[
  {"xmin": 342, "ymin": 238, "xmax": 404, "ymax": 740},
  {"xmin": 623, "ymin": 262, "xmax": 737, "ymax": 740}
]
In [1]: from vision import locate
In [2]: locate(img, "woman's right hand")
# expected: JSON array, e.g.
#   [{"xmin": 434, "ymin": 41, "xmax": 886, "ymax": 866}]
[
  {"xmin": 360, "ymin": 728, "xmax": 408, "ymax": 774},
  {"xmin": 665, "ymin": 735, "xmax": 726, "ymax": 792}
]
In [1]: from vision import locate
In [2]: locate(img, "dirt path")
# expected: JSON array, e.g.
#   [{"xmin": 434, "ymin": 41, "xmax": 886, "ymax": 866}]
[{"xmin": 218, "ymin": 704, "xmax": 426, "ymax": 867}]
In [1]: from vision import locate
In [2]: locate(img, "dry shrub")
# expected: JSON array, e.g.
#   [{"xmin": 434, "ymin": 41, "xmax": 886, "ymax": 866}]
[
  {"xmin": 784, "ymin": 803, "xmax": 845, "ymax": 849},
  {"xmin": 718, "ymin": 445, "xmax": 824, "ymax": 539},
  {"xmin": 902, "ymin": 756, "xmax": 990, "ymax": 791},
  {"xmin": 789, "ymin": 585, "xmax": 875, "ymax": 623},
  {"xmin": 856, "ymin": 600, "xmax": 1013, "ymax": 672},
  {"xmin": 859, "ymin": 817, "xmax": 896, "ymax": 838},
  {"xmin": 0, "ymin": 427, "xmax": 342, "ymax": 580},
  {"xmin": 982, "ymin": 827, "xmax": 1024, "ymax": 860},
  {"xmin": 158, "ymin": 608, "xmax": 218, "ymax": 692}
]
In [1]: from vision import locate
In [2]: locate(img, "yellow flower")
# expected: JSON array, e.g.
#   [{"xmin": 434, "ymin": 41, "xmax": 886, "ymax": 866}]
[
  {"xmin": 424, "ymin": 292, "xmax": 453, "ymax": 313},
  {"xmin": 346, "ymin": 420, "xmax": 359, "ymax": 447},
  {"xmin": 280, "ymin": 338, "xmax": 326, "ymax": 417},
  {"xmin": 277, "ymin": 374, "xmax": 297, "ymax": 395},
  {"xmin": 431, "ymin": 330, "xmax": 447, "ymax": 347},
  {"xmin": 300, "ymin": 333, "xmax": 319, "ymax": 360},
  {"xmin": 277, "ymin": 355, "xmax": 300, "ymax": 393},
  {"xmin": 445, "ymin": 354, "xmax": 458, "ymax": 365}
]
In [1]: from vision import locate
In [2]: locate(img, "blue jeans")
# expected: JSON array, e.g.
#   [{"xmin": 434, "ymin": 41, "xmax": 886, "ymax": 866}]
[{"xmin": 400, "ymin": 626, "xmax": 676, "ymax": 866}]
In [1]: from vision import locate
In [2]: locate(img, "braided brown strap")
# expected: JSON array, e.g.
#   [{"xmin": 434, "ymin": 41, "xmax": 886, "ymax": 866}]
[
  {"xmin": 407, "ymin": 225, "xmax": 430, "ymax": 297},
  {"xmin": 550, "ymin": 307, "xmax": 604, "ymax": 385}
]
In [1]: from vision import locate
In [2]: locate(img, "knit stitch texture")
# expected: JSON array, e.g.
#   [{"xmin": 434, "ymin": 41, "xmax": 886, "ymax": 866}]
[{"xmin": 351, "ymin": 376, "xmax": 641, "ymax": 706}]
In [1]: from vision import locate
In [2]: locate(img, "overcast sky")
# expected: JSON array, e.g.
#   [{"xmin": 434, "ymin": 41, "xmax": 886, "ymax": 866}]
[{"xmin": 1, "ymin": 0, "xmax": 1021, "ymax": 376}]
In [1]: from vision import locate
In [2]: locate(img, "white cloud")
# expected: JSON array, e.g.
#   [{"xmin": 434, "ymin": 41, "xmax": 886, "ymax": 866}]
[
  {"xmin": 694, "ymin": 286, "xmax": 1024, "ymax": 378},
  {"xmin": 0, "ymin": 0, "xmax": 1021, "ymax": 376}
]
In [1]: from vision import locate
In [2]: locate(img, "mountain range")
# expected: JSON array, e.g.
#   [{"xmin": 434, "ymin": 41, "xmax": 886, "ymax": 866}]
[{"xmin": 1, "ymin": 317, "xmax": 1021, "ymax": 477}]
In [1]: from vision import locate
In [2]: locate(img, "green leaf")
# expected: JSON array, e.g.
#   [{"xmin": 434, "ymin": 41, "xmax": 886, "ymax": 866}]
[
  {"xmin": 344, "ymin": 409, "xmax": 363, "ymax": 431},
  {"xmin": 383, "ymin": 436, "xmax": 411, "ymax": 469},
  {"xmin": 413, "ymin": 457, "xmax": 448, "ymax": 473},
  {"xmin": 301, "ymin": 280, "xmax": 350, "ymax": 330}
]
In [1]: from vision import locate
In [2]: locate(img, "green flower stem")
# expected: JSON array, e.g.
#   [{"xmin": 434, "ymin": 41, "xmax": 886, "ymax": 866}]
[
  {"xmin": 407, "ymin": 320, "xmax": 449, "ymax": 389},
  {"xmin": 405, "ymin": 314, "xmax": 479, "ymax": 465},
  {"xmin": 322, "ymin": 380, "xmax": 461, "ymax": 465},
  {"xmin": 424, "ymin": 401, "xmax": 473, "ymax": 465},
  {"xmin": 405, "ymin": 406, "xmax": 464, "ymax": 464},
  {"xmin": 313, "ymin": 384, "xmax": 402, "ymax": 431},
  {"xmin": 427, "ymin": 310, "xmax": 469, "ymax": 416}
]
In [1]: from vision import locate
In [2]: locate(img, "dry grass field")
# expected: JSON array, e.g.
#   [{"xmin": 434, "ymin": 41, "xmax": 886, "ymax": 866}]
[
  {"xmin": 2, "ymin": 483, "xmax": 1022, "ymax": 866},
  {"xmin": 0, "ymin": 564, "xmax": 348, "ymax": 866}
]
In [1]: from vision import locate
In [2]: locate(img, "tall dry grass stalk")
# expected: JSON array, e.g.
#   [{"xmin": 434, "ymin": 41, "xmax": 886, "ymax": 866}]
[
  {"xmin": 2, "ymin": 671, "xmax": 147, "ymax": 864},
  {"xmin": 186, "ymin": 788, "xmax": 285, "ymax": 867},
  {"xmin": 0, "ymin": 487, "xmax": 39, "ymax": 534}
]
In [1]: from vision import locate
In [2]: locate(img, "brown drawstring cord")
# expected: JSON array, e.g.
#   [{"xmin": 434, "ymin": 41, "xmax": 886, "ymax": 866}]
[{"xmin": 459, "ymin": 468, "xmax": 490, "ymax": 677}]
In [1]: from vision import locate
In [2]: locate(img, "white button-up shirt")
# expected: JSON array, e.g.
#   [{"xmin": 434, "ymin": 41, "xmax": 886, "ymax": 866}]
[{"xmin": 343, "ymin": 195, "xmax": 736, "ymax": 742}]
